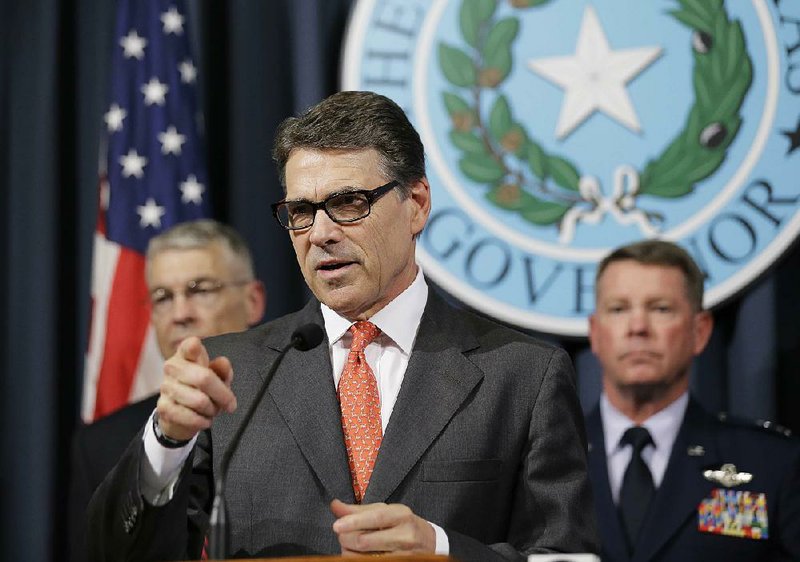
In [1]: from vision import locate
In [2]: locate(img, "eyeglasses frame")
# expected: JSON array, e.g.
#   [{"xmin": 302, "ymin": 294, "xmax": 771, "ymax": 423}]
[
  {"xmin": 271, "ymin": 180, "xmax": 400, "ymax": 231},
  {"xmin": 148, "ymin": 277, "xmax": 250, "ymax": 314}
]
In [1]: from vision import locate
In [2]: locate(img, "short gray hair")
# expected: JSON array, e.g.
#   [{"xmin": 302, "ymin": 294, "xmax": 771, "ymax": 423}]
[{"xmin": 145, "ymin": 219, "xmax": 255, "ymax": 280}]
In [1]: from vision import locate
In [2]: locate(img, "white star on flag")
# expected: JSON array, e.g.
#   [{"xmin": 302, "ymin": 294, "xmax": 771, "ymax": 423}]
[
  {"xmin": 141, "ymin": 77, "xmax": 169, "ymax": 106},
  {"xmin": 120, "ymin": 30, "xmax": 147, "ymax": 60},
  {"xmin": 178, "ymin": 60, "xmax": 197, "ymax": 84},
  {"xmin": 119, "ymin": 149, "xmax": 147, "ymax": 178},
  {"xmin": 527, "ymin": 5, "xmax": 662, "ymax": 139},
  {"xmin": 85, "ymin": 0, "xmax": 213, "ymax": 424},
  {"xmin": 137, "ymin": 197, "xmax": 166, "ymax": 228},
  {"xmin": 104, "ymin": 104, "xmax": 127, "ymax": 132},
  {"xmin": 158, "ymin": 126, "xmax": 187, "ymax": 155},
  {"xmin": 180, "ymin": 174, "xmax": 205, "ymax": 204},
  {"xmin": 161, "ymin": 6, "xmax": 185, "ymax": 35}
]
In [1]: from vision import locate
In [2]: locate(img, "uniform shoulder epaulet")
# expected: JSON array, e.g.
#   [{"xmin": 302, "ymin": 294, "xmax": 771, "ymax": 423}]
[{"xmin": 717, "ymin": 412, "xmax": 793, "ymax": 437}]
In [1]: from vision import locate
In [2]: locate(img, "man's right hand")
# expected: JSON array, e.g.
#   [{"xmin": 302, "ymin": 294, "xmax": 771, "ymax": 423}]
[{"xmin": 156, "ymin": 336, "xmax": 238, "ymax": 442}]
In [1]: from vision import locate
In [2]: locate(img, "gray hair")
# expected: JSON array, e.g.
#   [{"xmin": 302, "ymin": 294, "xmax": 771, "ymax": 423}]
[
  {"xmin": 145, "ymin": 219, "xmax": 255, "ymax": 280},
  {"xmin": 272, "ymin": 91, "xmax": 425, "ymax": 198}
]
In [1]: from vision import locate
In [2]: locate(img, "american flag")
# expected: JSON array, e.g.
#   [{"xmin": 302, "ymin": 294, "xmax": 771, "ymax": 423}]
[{"xmin": 82, "ymin": 0, "xmax": 210, "ymax": 421}]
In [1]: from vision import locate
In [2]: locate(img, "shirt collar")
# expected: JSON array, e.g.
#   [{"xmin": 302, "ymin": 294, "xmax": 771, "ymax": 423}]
[
  {"xmin": 601, "ymin": 391, "xmax": 689, "ymax": 456},
  {"xmin": 320, "ymin": 267, "xmax": 428, "ymax": 354}
]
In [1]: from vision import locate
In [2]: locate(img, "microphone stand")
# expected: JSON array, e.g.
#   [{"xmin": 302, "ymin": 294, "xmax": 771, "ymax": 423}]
[{"xmin": 207, "ymin": 325, "xmax": 322, "ymax": 559}]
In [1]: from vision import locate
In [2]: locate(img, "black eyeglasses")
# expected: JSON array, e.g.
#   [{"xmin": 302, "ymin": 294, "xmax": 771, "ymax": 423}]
[{"xmin": 271, "ymin": 180, "xmax": 399, "ymax": 230}]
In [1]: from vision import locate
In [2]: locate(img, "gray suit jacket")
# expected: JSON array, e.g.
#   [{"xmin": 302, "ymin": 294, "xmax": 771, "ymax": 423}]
[{"xmin": 87, "ymin": 291, "xmax": 598, "ymax": 561}]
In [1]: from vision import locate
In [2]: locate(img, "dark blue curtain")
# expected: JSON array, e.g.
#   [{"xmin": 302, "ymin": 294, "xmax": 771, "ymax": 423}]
[
  {"xmin": 2, "ymin": 1, "xmax": 75, "ymax": 560},
  {"xmin": 1, "ymin": 1, "xmax": 798, "ymax": 560}
]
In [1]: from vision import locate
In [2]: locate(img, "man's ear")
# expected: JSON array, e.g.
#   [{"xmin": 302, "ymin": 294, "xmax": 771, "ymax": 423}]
[
  {"xmin": 588, "ymin": 313, "xmax": 599, "ymax": 355},
  {"xmin": 408, "ymin": 177, "xmax": 431, "ymax": 237},
  {"xmin": 245, "ymin": 280, "xmax": 267, "ymax": 326},
  {"xmin": 692, "ymin": 310, "xmax": 713, "ymax": 356}
]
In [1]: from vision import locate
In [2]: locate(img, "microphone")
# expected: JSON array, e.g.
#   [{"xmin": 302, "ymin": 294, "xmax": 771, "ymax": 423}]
[{"xmin": 208, "ymin": 323, "xmax": 324, "ymax": 559}]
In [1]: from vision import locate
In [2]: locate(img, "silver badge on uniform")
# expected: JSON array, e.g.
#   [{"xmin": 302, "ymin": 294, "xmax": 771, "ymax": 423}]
[{"xmin": 703, "ymin": 463, "xmax": 753, "ymax": 487}]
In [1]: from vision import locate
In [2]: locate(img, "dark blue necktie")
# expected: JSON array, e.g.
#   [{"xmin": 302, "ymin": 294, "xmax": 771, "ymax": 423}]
[{"xmin": 619, "ymin": 426, "xmax": 655, "ymax": 553}]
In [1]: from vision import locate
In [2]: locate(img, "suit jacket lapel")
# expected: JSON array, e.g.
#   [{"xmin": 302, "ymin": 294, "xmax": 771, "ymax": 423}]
[
  {"xmin": 363, "ymin": 291, "xmax": 483, "ymax": 504},
  {"xmin": 634, "ymin": 400, "xmax": 718, "ymax": 561},
  {"xmin": 586, "ymin": 407, "xmax": 630, "ymax": 562},
  {"xmin": 265, "ymin": 300, "xmax": 355, "ymax": 503}
]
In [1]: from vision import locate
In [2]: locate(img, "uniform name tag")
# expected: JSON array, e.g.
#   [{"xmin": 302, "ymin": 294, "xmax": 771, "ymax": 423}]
[{"xmin": 698, "ymin": 488, "xmax": 768, "ymax": 539}]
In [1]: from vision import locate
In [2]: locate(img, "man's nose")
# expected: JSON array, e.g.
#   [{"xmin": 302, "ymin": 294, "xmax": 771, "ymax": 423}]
[
  {"xmin": 169, "ymin": 292, "xmax": 197, "ymax": 323},
  {"xmin": 627, "ymin": 307, "xmax": 649, "ymax": 335},
  {"xmin": 307, "ymin": 209, "xmax": 342, "ymax": 246}
]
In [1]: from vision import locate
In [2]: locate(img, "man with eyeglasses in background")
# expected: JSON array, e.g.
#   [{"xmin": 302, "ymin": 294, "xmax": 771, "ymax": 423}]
[
  {"xmin": 68, "ymin": 219, "xmax": 265, "ymax": 562},
  {"xmin": 88, "ymin": 91, "xmax": 598, "ymax": 561}
]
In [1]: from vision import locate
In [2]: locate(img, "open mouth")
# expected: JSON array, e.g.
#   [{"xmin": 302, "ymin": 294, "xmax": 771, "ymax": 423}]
[{"xmin": 317, "ymin": 261, "xmax": 355, "ymax": 272}]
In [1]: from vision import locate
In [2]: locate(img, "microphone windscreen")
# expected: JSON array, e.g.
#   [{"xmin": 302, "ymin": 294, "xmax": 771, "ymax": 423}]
[{"xmin": 291, "ymin": 323, "xmax": 324, "ymax": 351}]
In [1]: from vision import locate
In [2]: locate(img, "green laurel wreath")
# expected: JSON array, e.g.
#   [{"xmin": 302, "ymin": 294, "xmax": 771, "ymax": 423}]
[{"xmin": 438, "ymin": 0, "xmax": 753, "ymax": 229}]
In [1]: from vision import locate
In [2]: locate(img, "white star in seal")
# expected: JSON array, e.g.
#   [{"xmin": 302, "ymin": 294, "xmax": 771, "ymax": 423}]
[
  {"xmin": 120, "ymin": 30, "xmax": 147, "ymax": 60},
  {"xmin": 119, "ymin": 149, "xmax": 147, "ymax": 178},
  {"xmin": 527, "ymin": 5, "xmax": 662, "ymax": 139},
  {"xmin": 161, "ymin": 6, "xmax": 185, "ymax": 35},
  {"xmin": 180, "ymin": 174, "xmax": 205, "ymax": 204},
  {"xmin": 104, "ymin": 104, "xmax": 127, "ymax": 132},
  {"xmin": 141, "ymin": 77, "xmax": 169, "ymax": 106},
  {"xmin": 137, "ymin": 198, "xmax": 166, "ymax": 228},
  {"xmin": 178, "ymin": 59, "xmax": 197, "ymax": 84},
  {"xmin": 158, "ymin": 126, "xmax": 186, "ymax": 155}
]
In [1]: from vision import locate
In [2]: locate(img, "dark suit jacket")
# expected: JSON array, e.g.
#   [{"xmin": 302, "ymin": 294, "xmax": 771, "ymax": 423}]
[
  {"xmin": 68, "ymin": 395, "xmax": 158, "ymax": 562},
  {"xmin": 88, "ymin": 292, "xmax": 599, "ymax": 561},
  {"xmin": 586, "ymin": 399, "xmax": 800, "ymax": 562}
]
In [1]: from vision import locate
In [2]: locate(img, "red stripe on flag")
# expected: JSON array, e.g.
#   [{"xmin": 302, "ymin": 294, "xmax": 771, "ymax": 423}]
[
  {"xmin": 97, "ymin": 176, "xmax": 108, "ymax": 236},
  {"xmin": 92, "ymin": 248, "xmax": 151, "ymax": 419}
]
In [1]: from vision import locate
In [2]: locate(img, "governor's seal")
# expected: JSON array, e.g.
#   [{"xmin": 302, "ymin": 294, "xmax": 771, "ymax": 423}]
[{"xmin": 342, "ymin": 0, "xmax": 800, "ymax": 336}]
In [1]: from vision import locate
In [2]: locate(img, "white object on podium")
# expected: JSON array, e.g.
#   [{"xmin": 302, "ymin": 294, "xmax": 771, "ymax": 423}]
[{"xmin": 528, "ymin": 554, "xmax": 600, "ymax": 562}]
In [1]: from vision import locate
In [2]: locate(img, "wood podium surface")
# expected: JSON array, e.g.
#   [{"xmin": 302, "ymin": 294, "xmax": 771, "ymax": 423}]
[{"xmin": 198, "ymin": 554, "xmax": 458, "ymax": 562}]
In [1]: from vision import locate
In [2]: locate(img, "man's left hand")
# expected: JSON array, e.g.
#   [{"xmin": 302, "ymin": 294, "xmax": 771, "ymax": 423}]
[{"xmin": 330, "ymin": 499, "xmax": 436, "ymax": 555}]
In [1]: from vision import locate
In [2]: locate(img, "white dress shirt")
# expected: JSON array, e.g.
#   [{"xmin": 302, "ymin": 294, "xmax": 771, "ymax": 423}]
[
  {"xmin": 601, "ymin": 392, "xmax": 688, "ymax": 504},
  {"xmin": 321, "ymin": 266, "xmax": 427, "ymax": 433},
  {"xmin": 140, "ymin": 266, "xmax": 449, "ymax": 553}
]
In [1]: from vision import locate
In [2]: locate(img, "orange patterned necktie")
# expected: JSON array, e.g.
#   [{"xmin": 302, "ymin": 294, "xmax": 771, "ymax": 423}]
[{"xmin": 338, "ymin": 321, "xmax": 383, "ymax": 503}]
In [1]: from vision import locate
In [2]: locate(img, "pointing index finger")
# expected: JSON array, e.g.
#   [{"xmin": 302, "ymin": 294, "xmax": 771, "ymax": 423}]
[
  {"xmin": 177, "ymin": 336, "xmax": 209, "ymax": 367},
  {"xmin": 209, "ymin": 356, "xmax": 237, "ymax": 412}
]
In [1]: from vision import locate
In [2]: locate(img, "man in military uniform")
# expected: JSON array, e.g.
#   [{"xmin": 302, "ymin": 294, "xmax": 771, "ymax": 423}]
[{"xmin": 585, "ymin": 239, "xmax": 800, "ymax": 561}]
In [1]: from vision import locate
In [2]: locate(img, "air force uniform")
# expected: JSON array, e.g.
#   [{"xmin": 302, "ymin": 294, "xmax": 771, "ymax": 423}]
[{"xmin": 586, "ymin": 396, "xmax": 800, "ymax": 562}]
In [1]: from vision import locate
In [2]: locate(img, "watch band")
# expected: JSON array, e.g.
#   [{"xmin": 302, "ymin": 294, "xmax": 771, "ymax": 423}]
[{"xmin": 152, "ymin": 411, "xmax": 192, "ymax": 449}]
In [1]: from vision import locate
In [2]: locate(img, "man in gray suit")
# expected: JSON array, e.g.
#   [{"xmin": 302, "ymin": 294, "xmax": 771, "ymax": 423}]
[{"xmin": 88, "ymin": 91, "xmax": 598, "ymax": 561}]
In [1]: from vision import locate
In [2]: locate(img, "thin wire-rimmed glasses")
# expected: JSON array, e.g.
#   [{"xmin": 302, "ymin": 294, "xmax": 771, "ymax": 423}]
[
  {"xmin": 271, "ymin": 180, "xmax": 399, "ymax": 230},
  {"xmin": 149, "ymin": 278, "xmax": 249, "ymax": 315}
]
